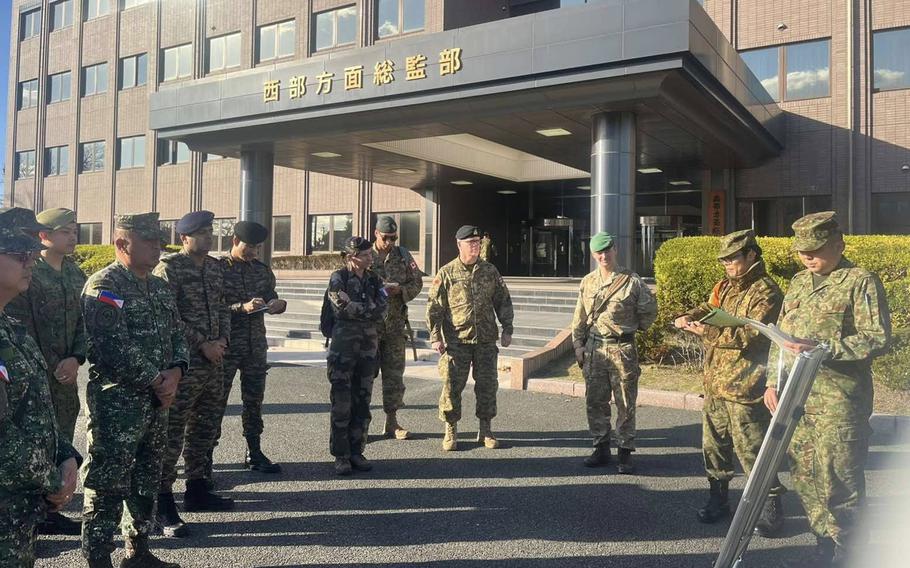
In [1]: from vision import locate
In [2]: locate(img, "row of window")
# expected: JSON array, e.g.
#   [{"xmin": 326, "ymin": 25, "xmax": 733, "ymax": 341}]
[
  {"xmin": 14, "ymin": 140, "xmax": 207, "ymax": 179},
  {"xmin": 17, "ymin": 54, "xmax": 146, "ymax": 110}
]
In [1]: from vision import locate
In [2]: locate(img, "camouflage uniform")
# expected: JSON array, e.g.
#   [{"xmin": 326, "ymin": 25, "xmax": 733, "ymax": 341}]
[
  {"xmin": 81, "ymin": 219, "xmax": 189, "ymax": 560},
  {"xmin": 571, "ymin": 267, "xmax": 656, "ymax": 449},
  {"xmin": 153, "ymin": 252, "xmax": 230, "ymax": 492},
  {"xmin": 326, "ymin": 267, "xmax": 387, "ymax": 457},
  {"xmin": 426, "ymin": 258, "xmax": 513, "ymax": 423},
  {"xmin": 479, "ymin": 236, "xmax": 494, "ymax": 263},
  {"xmin": 770, "ymin": 213, "xmax": 891, "ymax": 551},
  {"xmin": 6, "ymin": 255, "xmax": 87, "ymax": 442},
  {"xmin": 371, "ymin": 245, "xmax": 423, "ymax": 414}
]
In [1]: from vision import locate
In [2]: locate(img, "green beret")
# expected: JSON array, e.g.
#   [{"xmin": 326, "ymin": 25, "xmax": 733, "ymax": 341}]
[
  {"xmin": 717, "ymin": 229, "xmax": 757, "ymax": 259},
  {"xmin": 456, "ymin": 225, "xmax": 481, "ymax": 240},
  {"xmin": 791, "ymin": 211, "xmax": 840, "ymax": 252},
  {"xmin": 589, "ymin": 232, "xmax": 614, "ymax": 252},
  {"xmin": 233, "ymin": 221, "xmax": 269, "ymax": 245},
  {"xmin": 36, "ymin": 208, "xmax": 77, "ymax": 231},
  {"xmin": 376, "ymin": 216, "xmax": 398, "ymax": 233},
  {"xmin": 116, "ymin": 212, "xmax": 161, "ymax": 240}
]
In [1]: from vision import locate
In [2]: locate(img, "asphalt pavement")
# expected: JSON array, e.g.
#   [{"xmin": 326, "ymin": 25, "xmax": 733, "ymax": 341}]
[{"xmin": 36, "ymin": 365, "xmax": 908, "ymax": 567}]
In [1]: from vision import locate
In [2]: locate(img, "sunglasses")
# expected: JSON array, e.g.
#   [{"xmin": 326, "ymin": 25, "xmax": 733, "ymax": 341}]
[
  {"xmin": 718, "ymin": 252, "xmax": 744, "ymax": 265},
  {"xmin": 380, "ymin": 234, "xmax": 398, "ymax": 242},
  {"xmin": 3, "ymin": 251, "xmax": 37, "ymax": 267}
]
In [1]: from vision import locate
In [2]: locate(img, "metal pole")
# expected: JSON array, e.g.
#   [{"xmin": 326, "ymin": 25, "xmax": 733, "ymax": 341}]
[
  {"xmin": 590, "ymin": 112, "xmax": 636, "ymax": 270},
  {"xmin": 239, "ymin": 150, "xmax": 275, "ymax": 264}
]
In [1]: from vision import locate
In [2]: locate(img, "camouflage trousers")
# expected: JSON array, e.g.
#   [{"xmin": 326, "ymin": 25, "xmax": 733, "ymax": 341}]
[
  {"xmin": 438, "ymin": 342, "xmax": 499, "ymax": 424},
  {"xmin": 789, "ymin": 413, "xmax": 870, "ymax": 546},
  {"xmin": 703, "ymin": 396, "xmax": 785, "ymax": 496},
  {"xmin": 0, "ymin": 494, "xmax": 45, "ymax": 567},
  {"xmin": 583, "ymin": 339, "xmax": 639, "ymax": 449},
  {"xmin": 327, "ymin": 323, "xmax": 379, "ymax": 457},
  {"xmin": 159, "ymin": 359, "xmax": 224, "ymax": 492},
  {"xmin": 47, "ymin": 371, "xmax": 80, "ymax": 443},
  {"xmin": 82, "ymin": 381, "xmax": 167, "ymax": 559},
  {"xmin": 378, "ymin": 328, "xmax": 408, "ymax": 413},
  {"xmin": 215, "ymin": 350, "xmax": 269, "ymax": 440}
]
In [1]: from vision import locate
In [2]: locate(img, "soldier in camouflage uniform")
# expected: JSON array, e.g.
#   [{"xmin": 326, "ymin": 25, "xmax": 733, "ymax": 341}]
[
  {"xmin": 0, "ymin": 208, "xmax": 81, "ymax": 568},
  {"xmin": 674, "ymin": 230, "xmax": 786, "ymax": 535},
  {"xmin": 426, "ymin": 225, "xmax": 514, "ymax": 452},
  {"xmin": 4, "ymin": 208, "xmax": 86, "ymax": 535},
  {"xmin": 326, "ymin": 236, "xmax": 387, "ymax": 475},
  {"xmin": 212, "ymin": 221, "xmax": 286, "ymax": 478},
  {"xmin": 153, "ymin": 211, "xmax": 233, "ymax": 539},
  {"xmin": 572, "ymin": 232, "xmax": 656, "ymax": 474},
  {"xmin": 765, "ymin": 212, "xmax": 891, "ymax": 567},
  {"xmin": 371, "ymin": 215, "xmax": 423, "ymax": 440},
  {"xmin": 81, "ymin": 213, "xmax": 188, "ymax": 568}
]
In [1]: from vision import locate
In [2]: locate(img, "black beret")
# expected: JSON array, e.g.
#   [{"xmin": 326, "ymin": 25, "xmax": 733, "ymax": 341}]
[
  {"xmin": 233, "ymin": 221, "xmax": 269, "ymax": 245},
  {"xmin": 455, "ymin": 225, "xmax": 481, "ymax": 240},
  {"xmin": 175, "ymin": 210, "xmax": 215, "ymax": 235},
  {"xmin": 342, "ymin": 236, "xmax": 373, "ymax": 256},
  {"xmin": 376, "ymin": 215, "xmax": 397, "ymax": 233}
]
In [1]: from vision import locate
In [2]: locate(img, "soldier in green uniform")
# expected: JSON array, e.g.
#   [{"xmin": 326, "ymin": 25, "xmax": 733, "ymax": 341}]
[
  {"xmin": 81, "ymin": 213, "xmax": 188, "ymax": 568},
  {"xmin": 153, "ymin": 211, "xmax": 233, "ymax": 539},
  {"xmin": 674, "ymin": 230, "xmax": 786, "ymax": 535},
  {"xmin": 571, "ymin": 232, "xmax": 656, "ymax": 474},
  {"xmin": 371, "ymin": 215, "xmax": 423, "ymax": 440},
  {"xmin": 211, "ymin": 221, "xmax": 287, "ymax": 478},
  {"xmin": 4, "ymin": 207, "xmax": 86, "ymax": 535},
  {"xmin": 0, "ymin": 208, "xmax": 81, "ymax": 568},
  {"xmin": 765, "ymin": 212, "xmax": 891, "ymax": 567},
  {"xmin": 426, "ymin": 225, "xmax": 514, "ymax": 452}
]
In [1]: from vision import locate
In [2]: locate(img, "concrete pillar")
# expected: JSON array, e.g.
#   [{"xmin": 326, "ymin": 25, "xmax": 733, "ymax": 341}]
[
  {"xmin": 590, "ymin": 112, "xmax": 636, "ymax": 270},
  {"xmin": 239, "ymin": 150, "xmax": 275, "ymax": 264}
]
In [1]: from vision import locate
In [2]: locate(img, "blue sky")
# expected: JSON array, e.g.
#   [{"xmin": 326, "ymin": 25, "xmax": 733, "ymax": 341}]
[{"xmin": 0, "ymin": 0, "xmax": 10, "ymax": 202}]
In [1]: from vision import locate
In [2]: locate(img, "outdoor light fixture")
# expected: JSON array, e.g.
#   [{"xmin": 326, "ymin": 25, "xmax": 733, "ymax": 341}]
[
  {"xmin": 311, "ymin": 151, "xmax": 342, "ymax": 158},
  {"xmin": 497, "ymin": 190, "xmax": 517, "ymax": 195},
  {"xmin": 577, "ymin": 185, "xmax": 591, "ymax": 190},
  {"xmin": 535, "ymin": 128, "xmax": 572, "ymax": 137},
  {"xmin": 777, "ymin": 22, "xmax": 788, "ymax": 31},
  {"xmin": 391, "ymin": 168, "xmax": 417, "ymax": 174},
  {"xmin": 902, "ymin": 164, "xmax": 910, "ymax": 172},
  {"xmin": 451, "ymin": 180, "xmax": 473, "ymax": 186},
  {"xmin": 669, "ymin": 180, "xmax": 692, "ymax": 186},
  {"xmin": 637, "ymin": 168, "xmax": 663, "ymax": 174}
]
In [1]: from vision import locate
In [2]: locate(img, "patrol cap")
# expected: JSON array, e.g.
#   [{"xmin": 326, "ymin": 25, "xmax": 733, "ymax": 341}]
[
  {"xmin": 791, "ymin": 211, "xmax": 840, "ymax": 252},
  {"xmin": 717, "ymin": 229, "xmax": 757, "ymax": 259},
  {"xmin": 0, "ymin": 207, "xmax": 48, "ymax": 234},
  {"xmin": 342, "ymin": 236, "xmax": 372, "ymax": 256},
  {"xmin": 233, "ymin": 221, "xmax": 269, "ymax": 245},
  {"xmin": 116, "ymin": 212, "xmax": 161, "ymax": 240},
  {"xmin": 455, "ymin": 225, "xmax": 481, "ymax": 240},
  {"xmin": 0, "ymin": 209, "xmax": 46, "ymax": 254},
  {"xmin": 175, "ymin": 210, "xmax": 215, "ymax": 235},
  {"xmin": 375, "ymin": 215, "xmax": 398, "ymax": 233},
  {"xmin": 36, "ymin": 208, "xmax": 77, "ymax": 231},
  {"xmin": 589, "ymin": 232, "xmax": 615, "ymax": 253}
]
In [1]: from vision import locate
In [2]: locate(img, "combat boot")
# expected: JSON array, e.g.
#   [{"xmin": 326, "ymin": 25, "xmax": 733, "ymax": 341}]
[
  {"xmin": 183, "ymin": 479, "xmax": 234, "ymax": 512},
  {"xmin": 203, "ymin": 447, "xmax": 216, "ymax": 491},
  {"xmin": 476, "ymin": 419, "xmax": 500, "ymax": 449},
  {"xmin": 245, "ymin": 435, "xmax": 282, "ymax": 474},
  {"xmin": 38, "ymin": 510, "xmax": 82, "ymax": 535},
  {"xmin": 583, "ymin": 443, "xmax": 611, "ymax": 467},
  {"xmin": 350, "ymin": 454, "xmax": 373, "ymax": 472},
  {"xmin": 384, "ymin": 411, "xmax": 411, "ymax": 440},
  {"xmin": 442, "ymin": 422, "xmax": 458, "ymax": 451},
  {"xmin": 334, "ymin": 457, "xmax": 353, "ymax": 476},
  {"xmin": 155, "ymin": 492, "xmax": 189, "ymax": 538},
  {"xmin": 85, "ymin": 556, "xmax": 114, "ymax": 568},
  {"xmin": 121, "ymin": 535, "xmax": 180, "ymax": 568},
  {"xmin": 697, "ymin": 479, "xmax": 730, "ymax": 523},
  {"xmin": 753, "ymin": 495, "xmax": 784, "ymax": 537},
  {"xmin": 617, "ymin": 448, "xmax": 636, "ymax": 474}
]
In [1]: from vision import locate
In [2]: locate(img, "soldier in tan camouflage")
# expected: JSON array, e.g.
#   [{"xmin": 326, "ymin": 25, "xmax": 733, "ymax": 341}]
[
  {"xmin": 371, "ymin": 216, "xmax": 423, "ymax": 440},
  {"xmin": 765, "ymin": 212, "xmax": 891, "ymax": 567},
  {"xmin": 675, "ymin": 230, "xmax": 786, "ymax": 535},
  {"xmin": 572, "ymin": 231, "xmax": 656, "ymax": 474},
  {"xmin": 427, "ymin": 225, "xmax": 513, "ymax": 451}
]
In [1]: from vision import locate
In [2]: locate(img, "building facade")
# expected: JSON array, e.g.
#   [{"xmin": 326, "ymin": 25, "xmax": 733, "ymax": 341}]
[{"xmin": 5, "ymin": 0, "xmax": 910, "ymax": 277}]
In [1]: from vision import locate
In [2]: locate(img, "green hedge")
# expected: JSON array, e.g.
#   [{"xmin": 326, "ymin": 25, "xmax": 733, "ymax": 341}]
[
  {"xmin": 647, "ymin": 235, "xmax": 910, "ymax": 390},
  {"xmin": 74, "ymin": 245, "xmax": 180, "ymax": 276},
  {"xmin": 271, "ymin": 254, "xmax": 344, "ymax": 271}
]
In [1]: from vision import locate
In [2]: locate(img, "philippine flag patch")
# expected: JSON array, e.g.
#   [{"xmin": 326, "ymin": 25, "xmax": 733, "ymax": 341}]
[
  {"xmin": 98, "ymin": 290, "xmax": 125, "ymax": 309},
  {"xmin": 0, "ymin": 360, "xmax": 10, "ymax": 384}
]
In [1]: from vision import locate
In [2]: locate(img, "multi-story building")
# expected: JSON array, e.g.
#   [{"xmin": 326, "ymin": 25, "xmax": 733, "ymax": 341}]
[{"xmin": 6, "ymin": 0, "xmax": 910, "ymax": 276}]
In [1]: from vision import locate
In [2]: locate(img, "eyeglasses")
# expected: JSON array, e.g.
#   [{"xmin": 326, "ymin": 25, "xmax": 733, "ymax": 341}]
[
  {"xmin": 718, "ymin": 252, "xmax": 744, "ymax": 265},
  {"xmin": 2, "ymin": 251, "xmax": 37, "ymax": 267},
  {"xmin": 461, "ymin": 239, "xmax": 481, "ymax": 247}
]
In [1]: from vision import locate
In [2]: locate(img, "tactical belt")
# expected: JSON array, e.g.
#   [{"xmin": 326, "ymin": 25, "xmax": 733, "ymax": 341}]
[{"xmin": 592, "ymin": 332, "xmax": 635, "ymax": 344}]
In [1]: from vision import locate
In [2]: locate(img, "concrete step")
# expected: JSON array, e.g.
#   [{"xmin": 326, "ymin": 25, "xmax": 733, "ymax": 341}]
[
  {"xmin": 267, "ymin": 334, "xmax": 534, "ymax": 359},
  {"xmin": 266, "ymin": 314, "xmax": 567, "ymax": 338},
  {"xmin": 275, "ymin": 289, "xmax": 579, "ymax": 305}
]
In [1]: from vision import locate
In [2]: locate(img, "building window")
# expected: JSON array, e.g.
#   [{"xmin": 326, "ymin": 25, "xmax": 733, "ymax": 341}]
[
  {"xmin": 78, "ymin": 223, "xmax": 103, "ymax": 244},
  {"xmin": 272, "ymin": 216, "xmax": 292, "ymax": 252},
  {"xmin": 314, "ymin": 7, "xmax": 356, "ymax": 52},
  {"xmin": 203, "ymin": 153, "xmax": 226, "ymax": 161},
  {"xmin": 50, "ymin": 0, "xmax": 73, "ymax": 31},
  {"xmin": 215, "ymin": 218, "xmax": 236, "ymax": 252},
  {"xmin": 370, "ymin": 211, "xmax": 420, "ymax": 252},
  {"xmin": 741, "ymin": 46, "xmax": 779, "ymax": 102},
  {"xmin": 871, "ymin": 193, "xmax": 910, "ymax": 234},
  {"xmin": 309, "ymin": 214, "xmax": 353, "ymax": 253},
  {"xmin": 80, "ymin": 141, "xmax": 105, "ymax": 173},
  {"xmin": 873, "ymin": 27, "xmax": 910, "ymax": 92},
  {"xmin": 82, "ymin": 62, "xmax": 108, "ymax": 97},
  {"xmin": 738, "ymin": 196, "xmax": 832, "ymax": 236},
  {"xmin": 162, "ymin": 44, "xmax": 193, "ymax": 81},
  {"xmin": 121, "ymin": 0, "xmax": 147, "ymax": 9},
  {"xmin": 207, "ymin": 32, "xmax": 241, "ymax": 73},
  {"xmin": 15, "ymin": 150, "xmax": 36, "ymax": 179},
  {"xmin": 48, "ymin": 72, "xmax": 71, "ymax": 103},
  {"xmin": 159, "ymin": 220, "xmax": 177, "ymax": 245},
  {"xmin": 18, "ymin": 79, "xmax": 39, "ymax": 110},
  {"xmin": 21, "ymin": 9, "xmax": 41, "ymax": 40},
  {"xmin": 117, "ymin": 136, "xmax": 145, "ymax": 169},
  {"xmin": 84, "ymin": 0, "xmax": 110, "ymax": 21},
  {"xmin": 376, "ymin": 0, "xmax": 424, "ymax": 39},
  {"xmin": 158, "ymin": 140, "xmax": 190, "ymax": 165},
  {"xmin": 45, "ymin": 146, "xmax": 69, "ymax": 176},
  {"xmin": 784, "ymin": 40, "xmax": 830, "ymax": 100},
  {"xmin": 258, "ymin": 19, "xmax": 295, "ymax": 62},
  {"xmin": 119, "ymin": 53, "xmax": 148, "ymax": 89}
]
